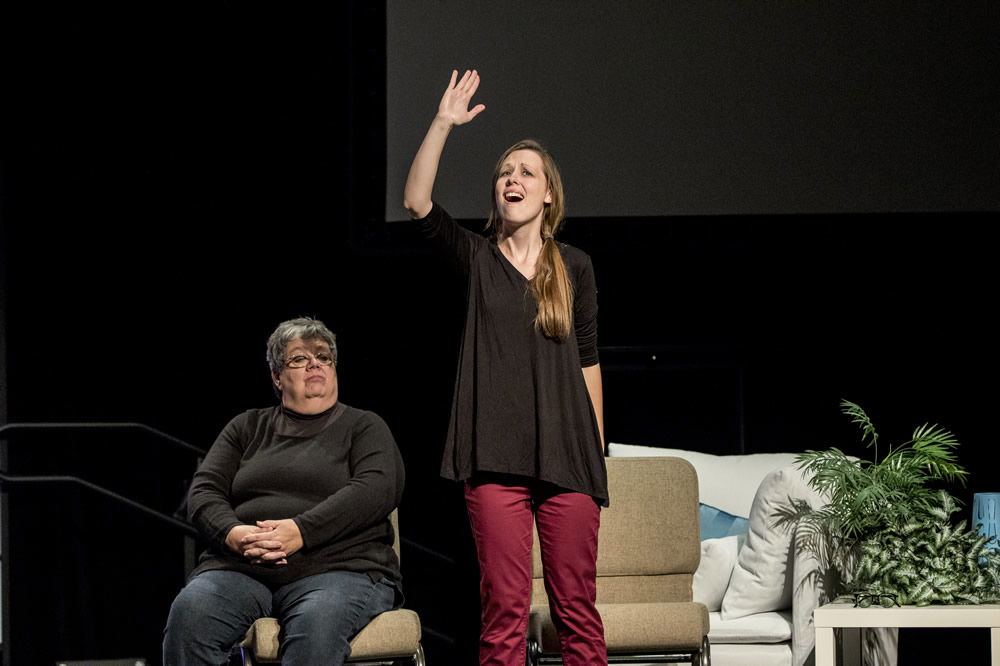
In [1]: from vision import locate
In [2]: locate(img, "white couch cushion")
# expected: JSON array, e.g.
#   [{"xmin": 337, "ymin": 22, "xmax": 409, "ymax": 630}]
[
  {"xmin": 710, "ymin": 642, "xmax": 793, "ymax": 666},
  {"xmin": 708, "ymin": 609, "xmax": 793, "ymax": 643},
  {"xmin": 693, "ymin": 535, "xmax": 741, "ymax": 611},
  {"xmin": 607, "ymin": 442, "xmax": 798, "ymax": 518},
  {"xmin": 721, "ymin": 464, "xmax": 825, "ymax": 620}
]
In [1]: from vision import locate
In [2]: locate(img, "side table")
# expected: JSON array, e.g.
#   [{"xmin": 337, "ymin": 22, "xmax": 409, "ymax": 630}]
[{"xmin": 814, "ymin": 600, "xmax": 1000, "ymax": 665}]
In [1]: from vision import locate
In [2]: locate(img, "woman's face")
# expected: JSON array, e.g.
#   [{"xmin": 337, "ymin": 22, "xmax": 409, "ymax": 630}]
[
  {"xmin": 494, "ymin": 149, "xmax": 552, "ymax": 228},
  {"xmin": 272, "ymin": 337, "xmax": 338, "ymax": 413}
]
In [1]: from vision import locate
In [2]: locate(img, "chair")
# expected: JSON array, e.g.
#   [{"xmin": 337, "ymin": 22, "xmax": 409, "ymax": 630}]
[
  {"xmin": 233, "ymin": 509, "xmax": 425, "ymax": 665},
  {"xmin": 527, "ymin": 456, "xmax": 710, "ymax": 665}
]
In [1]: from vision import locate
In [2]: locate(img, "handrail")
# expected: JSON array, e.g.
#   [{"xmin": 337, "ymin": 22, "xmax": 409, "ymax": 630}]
[
  {"xmin": 0, "ymin": 471, "xmax": 199, "ymax": 537},
  {"xmin": 0, "ymin": 422, "xmax": 206, "ymax": 457},
  {"xmin": 399, "ymin": 536, "xmax": 456, "ymax": 566}
]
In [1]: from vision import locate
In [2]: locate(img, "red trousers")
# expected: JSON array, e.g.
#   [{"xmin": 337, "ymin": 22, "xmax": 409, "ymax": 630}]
[{"xmin": 464, "ymin": 477, "xmax": 606, "ymax": 666}]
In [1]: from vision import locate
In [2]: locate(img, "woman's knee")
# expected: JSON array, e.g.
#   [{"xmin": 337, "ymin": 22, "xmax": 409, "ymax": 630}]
[
  {"xmin": 282, "ymin": 573, "xmax": 394, "ymax": 635},
  {"xmin": 164, "ymin": 571, "xmax": 269, "ymax": 643},
  {"xmin": 165, "ymin": 583, "xmax": 214, "ymax": 634},
  {"xmin": 277, "ymin": 575, "xmax": 394, "ymax": 664},
  {"xmin": 163, "ymin": 585, "xmax": 225, "ymax": 662}
]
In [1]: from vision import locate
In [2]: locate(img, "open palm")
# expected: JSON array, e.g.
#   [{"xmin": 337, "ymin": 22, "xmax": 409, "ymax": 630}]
[{"xmin": 437, "ymin": 69, "xmax": 486, "ymax": 126}]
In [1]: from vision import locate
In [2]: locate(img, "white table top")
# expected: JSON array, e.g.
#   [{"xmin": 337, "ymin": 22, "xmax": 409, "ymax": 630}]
[{"xmin": 815, "ymin": 600, "xmax": 1000, "ymax": 628}]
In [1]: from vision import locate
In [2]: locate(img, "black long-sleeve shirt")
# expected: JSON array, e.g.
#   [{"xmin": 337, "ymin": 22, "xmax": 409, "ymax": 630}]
[
  {"xmin": 187, "ymin": 402, "xmax": 405, "ymax": 588},
  {"xmin": 418, "ymin": 203, "xmax": 609, "ymax": 505}
]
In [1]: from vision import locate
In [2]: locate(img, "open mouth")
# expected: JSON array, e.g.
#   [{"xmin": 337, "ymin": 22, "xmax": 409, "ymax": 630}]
[{"xmin": 503, "ymin": 191, "xmax": 524, "ymax": 203}]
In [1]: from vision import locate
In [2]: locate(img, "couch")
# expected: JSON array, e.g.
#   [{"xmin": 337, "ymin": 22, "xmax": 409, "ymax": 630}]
[{"xmin": 608, "ymin": 443, "xmax": 826, "ymax": 666}]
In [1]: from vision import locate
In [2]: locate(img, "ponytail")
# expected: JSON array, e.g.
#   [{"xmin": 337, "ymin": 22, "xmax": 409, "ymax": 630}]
[{"xmin": 532, "ymin": 235, "xmax": 574, "ymax": 339}]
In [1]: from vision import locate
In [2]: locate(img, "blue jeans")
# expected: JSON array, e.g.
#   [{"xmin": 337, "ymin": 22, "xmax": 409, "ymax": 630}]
[{"xmin": 163, "ymin": 569, "xmax": 396, "ymax": 666}]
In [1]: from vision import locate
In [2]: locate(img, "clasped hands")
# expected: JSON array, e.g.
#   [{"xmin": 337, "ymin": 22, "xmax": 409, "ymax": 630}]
[{"xmin": 226, "ymin": 519, "xmax": 303, "ymax": 566}]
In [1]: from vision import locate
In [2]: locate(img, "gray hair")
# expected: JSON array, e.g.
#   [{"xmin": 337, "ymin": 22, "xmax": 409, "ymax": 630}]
[{"xmin": 266, "ymin": 316, "xmax": 338, "ymax": 374}]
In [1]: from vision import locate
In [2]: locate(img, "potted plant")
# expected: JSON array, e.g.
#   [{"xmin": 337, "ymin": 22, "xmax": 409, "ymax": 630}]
[{"xmin": 784, "ymin": 400, "xmax": 1000, "ymax": 605}]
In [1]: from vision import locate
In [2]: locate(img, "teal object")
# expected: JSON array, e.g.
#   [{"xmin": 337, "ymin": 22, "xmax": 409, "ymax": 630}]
[
  {"xmin": 972, "ymin": 492, "xmax": 1000, "ymax": 551},
  {"xmin": 699, "ymin": 503, "xmax": 749, "ymax": 540}
]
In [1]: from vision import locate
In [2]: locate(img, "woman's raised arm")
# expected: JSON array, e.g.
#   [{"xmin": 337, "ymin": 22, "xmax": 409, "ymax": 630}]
[{"xmin": 403, "ymin": 69, "xmax": 486, "ymax": 219}]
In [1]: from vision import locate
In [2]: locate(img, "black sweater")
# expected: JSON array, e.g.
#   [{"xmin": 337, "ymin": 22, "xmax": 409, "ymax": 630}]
[{"xmin": 187, "ymin": 402, "xmax": 405, "ymax": 589}]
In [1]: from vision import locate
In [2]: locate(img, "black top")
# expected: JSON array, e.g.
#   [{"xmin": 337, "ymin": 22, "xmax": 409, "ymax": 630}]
[
  {"xmin": 187, "ymin": 402, "xmax": 405, "ymax": 589},
  {"xmin": 419, "ymin": 203, "xmax": 609, "ymax": 505}
]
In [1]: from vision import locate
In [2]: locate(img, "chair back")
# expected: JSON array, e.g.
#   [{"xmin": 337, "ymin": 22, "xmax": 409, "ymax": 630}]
[
  {"xmin": 531, "ymin": 456, "xmax": 700, "ymax": 605},
  {"xmin": 390, "ymin": 508, "xmax": 400, "ymax": 560}
]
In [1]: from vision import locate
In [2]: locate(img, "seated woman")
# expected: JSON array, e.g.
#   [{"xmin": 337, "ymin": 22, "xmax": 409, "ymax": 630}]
[{"xmin": 163, "ymin": 316, "xmax": 405, "ymax": 666}]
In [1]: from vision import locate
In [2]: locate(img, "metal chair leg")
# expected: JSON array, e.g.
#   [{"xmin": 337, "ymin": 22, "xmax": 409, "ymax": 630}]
[
  {"xmin": 701, "ymin": 635, "xmax": 711, "ymax": 666},
  {"xmin": 526, "ymin": 637, "xmax": 540, "ymax": 666},
  {"xmin": 228, "ymin": 645, "xmax": 254, "ymax": 666}
]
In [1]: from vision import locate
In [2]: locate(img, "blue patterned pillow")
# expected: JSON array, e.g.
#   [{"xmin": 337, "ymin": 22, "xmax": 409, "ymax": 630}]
[{"xmin": 699, "ymin": 503, "xmax": 749, "ymax": 540}]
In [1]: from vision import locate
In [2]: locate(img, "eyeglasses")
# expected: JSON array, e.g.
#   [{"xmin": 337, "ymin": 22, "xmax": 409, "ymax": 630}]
[
  {"xmin": 284, "ymin": 352, "xmax": 335, "ymax": 368},
  {"xmin": 853, "ymin": 593, "xmax": 900, "ymax": 608}
]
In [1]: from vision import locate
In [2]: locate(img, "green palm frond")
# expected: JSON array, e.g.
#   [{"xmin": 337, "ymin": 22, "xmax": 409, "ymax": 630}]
[
  {"xmin": 784, "ymin": 401, "xmax": 999, "ymax": 605},
  {"xmin": 840, "ymin": 399, "xmax": 880, "ymax": 456},
  {"xmin": 912, "ymin": 424, "xmax": 961, "ymax": 448}
]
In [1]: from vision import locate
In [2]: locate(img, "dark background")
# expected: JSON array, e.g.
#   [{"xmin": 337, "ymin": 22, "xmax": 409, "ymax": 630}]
[
  {"xmin": 1, "ymin": 3, "xmax": 997, "ymax": 665},
  {"xmin": 385, "ymin": 1, "xmax": 999, "ymax": 220}
]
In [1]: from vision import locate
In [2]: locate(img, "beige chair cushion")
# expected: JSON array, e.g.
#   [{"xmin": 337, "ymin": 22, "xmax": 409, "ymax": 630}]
[
  {"xmin": 529, "ymin": 602, "xmax": 709, "ymax": 652},
  {"xmin": 533, "ymin": 573, "xmax": 695, "ymax": 606},
  {"xmin": 242, "ymin": 608, "xmax": 422, "ymax": 661}
]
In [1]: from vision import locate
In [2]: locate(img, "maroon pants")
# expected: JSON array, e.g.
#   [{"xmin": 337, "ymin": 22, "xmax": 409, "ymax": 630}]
[{"xmin": 464, "ymin": 478, "xmax": 606, "ymax": 666}]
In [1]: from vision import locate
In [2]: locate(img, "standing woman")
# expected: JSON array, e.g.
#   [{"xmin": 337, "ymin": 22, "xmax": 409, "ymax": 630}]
[{"xmin": 403, "ymin": 70, "xmax": 608, "ymax": 666}]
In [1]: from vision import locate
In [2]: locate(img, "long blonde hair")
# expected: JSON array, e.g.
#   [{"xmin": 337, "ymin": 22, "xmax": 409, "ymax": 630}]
[{"xmin": 486, "ymin": 140, "xmax": 573, "ymax": 340}]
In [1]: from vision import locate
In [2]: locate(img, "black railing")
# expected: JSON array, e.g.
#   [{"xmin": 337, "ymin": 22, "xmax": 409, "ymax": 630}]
[
  {"xmin": 0, "ymin": 471, "xmax": 199, "ymax": 537},
  {"xmin": 0, "ymin": 422, "xmax": 206, "ymax": 456},
  {"xmin": 0, "ymin": 421, "xmax": 206, "ymax": 666},
  {"xmin": 0, "ymin": 421, "xmax": 205, "ymax": 535}
]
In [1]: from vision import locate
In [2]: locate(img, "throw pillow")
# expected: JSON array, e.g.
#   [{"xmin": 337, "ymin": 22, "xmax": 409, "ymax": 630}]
[
  {"xmin": 720, "ymin": 463, "xmax": 825, "ymax": 620},
  {"xmin": 693, "ymin": 535, "xmax": 742, "ymax": 611},
  {"xmin": 700, "ymin": 503, "xmax": 750, "ymax": 540}
]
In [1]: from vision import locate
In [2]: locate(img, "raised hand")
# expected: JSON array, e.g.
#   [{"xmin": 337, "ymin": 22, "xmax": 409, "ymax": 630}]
[
  {"xmin": 403, "ymin": 68, "xmax": 486, "ymax": 218},
  {"xmin": 436, "ymin": 69, "xmax": 486, "ymax": 127}
]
